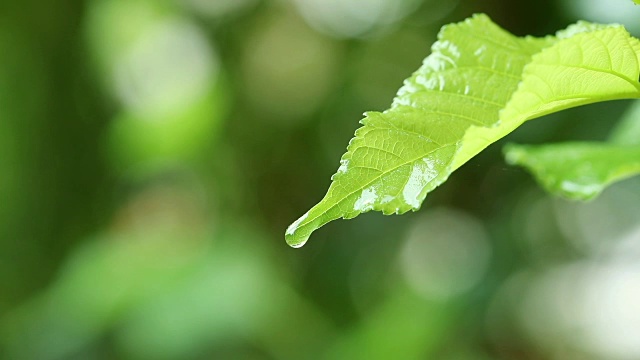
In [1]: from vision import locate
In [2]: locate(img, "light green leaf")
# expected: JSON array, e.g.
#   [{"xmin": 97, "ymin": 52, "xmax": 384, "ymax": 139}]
[
  {"xmin": 504, "ymin": 99, "xmax": 640, "ymax": 200},
  {"xmin": 504, "ymin": 143, "xmax": 640, "ymax": 200},
  {"xmin": 286, "ymin": 14, "xmax": 640, "ymax": 248}
]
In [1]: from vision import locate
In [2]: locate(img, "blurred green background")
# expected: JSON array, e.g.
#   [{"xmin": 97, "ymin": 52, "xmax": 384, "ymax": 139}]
[{"xmin": 1, "ymin": 0, "xmax": 640, "ymax": 359}]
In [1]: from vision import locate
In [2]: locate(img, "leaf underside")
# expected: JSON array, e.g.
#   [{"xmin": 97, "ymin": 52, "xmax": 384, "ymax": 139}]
[{"xmin": 286, "ymin": 14, "xmax": 640, "ymax": 248}]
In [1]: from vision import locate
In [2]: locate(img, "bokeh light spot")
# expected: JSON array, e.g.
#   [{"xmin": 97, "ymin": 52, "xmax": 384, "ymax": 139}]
[{"xmin": 400, "ymin": 208, "xmax": 491, "ymax": 300}]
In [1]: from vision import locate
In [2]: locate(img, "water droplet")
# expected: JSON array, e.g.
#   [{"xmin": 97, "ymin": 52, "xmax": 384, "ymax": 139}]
[
  {"xmin": 288, "ymin": 236, "xmax": 309, "ymax": 248},
  {"xmin": 336, "ymin": 159, "xmax": 349, "ymax": 175},
  {"xmin": 285, "ymin": 212, "xmax": 312, "ymax": 248},
  {"xmin": 559, "ymin": 180, "xmax": 601, "ymax": 200},
  {"xmin": 353, "ymin": 186, "xmax": 378, "ymax": 212},
  {"xmin": 474, "ymin": 45, "xmax": 486, "ymax": 57},
  {"xmin": 402, "ymin": 158, "xmax": 437, "ymax": 208}
]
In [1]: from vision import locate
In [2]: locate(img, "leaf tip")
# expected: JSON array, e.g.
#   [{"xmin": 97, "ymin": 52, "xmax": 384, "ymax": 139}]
[
  {"xmin": 286, "ymin": 235, "xmax": 309, "ymax": 249},
  {"xmin": 285, "ymin": 211, "xmax": 311, "ymax": 248}
]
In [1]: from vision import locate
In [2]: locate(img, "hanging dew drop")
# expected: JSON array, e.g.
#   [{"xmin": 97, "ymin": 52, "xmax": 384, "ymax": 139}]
[
  {"xmin": 287, "ymin": 236, "xmax": 309, "ymax": 248},
  {"xmin": 285, "ymin": 212, "xmax": 311, "ymax": 248}
]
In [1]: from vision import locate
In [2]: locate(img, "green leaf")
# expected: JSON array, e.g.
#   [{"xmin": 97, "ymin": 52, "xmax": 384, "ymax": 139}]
[
  {"xmin": 286, "ymin": 14, "xmax": 640, "ymax": 248},
  {"xmin": 504, "ymin": 143, "xmax": 640, "ymax": 200},
  {"xmin": 504, "ymin": 99, "xmax": 640, "ymax": 201}
]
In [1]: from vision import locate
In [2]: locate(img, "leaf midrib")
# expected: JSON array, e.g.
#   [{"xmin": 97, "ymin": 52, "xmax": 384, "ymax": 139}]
[
  {"xmin": 297, "ymin": 143, "xmax": 457, "ymax": 234},
  {"xmin": 533, "ymin": 63, "xmax": 640, "ymax": 92}
]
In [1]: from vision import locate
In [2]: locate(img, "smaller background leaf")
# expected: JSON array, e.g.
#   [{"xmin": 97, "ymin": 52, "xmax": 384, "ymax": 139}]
[{"xmin": 504, "ymin": 142, "xmax": 640, "ymax": 200}]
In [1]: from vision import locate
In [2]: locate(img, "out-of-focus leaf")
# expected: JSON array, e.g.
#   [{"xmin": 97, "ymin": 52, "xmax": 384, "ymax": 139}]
[
  {"xmin": 86, "ymin": 0, "xmax": 226, "ymax": 174},
  {"xmin": 286, "ymin": 14, "xmax": 640, "ymax": 247},
  {"xmin": 0, "ymin": 225, "xmax": 333, "ymax": 360},
  {"xmin": 326, "ymin": 284, "xmax": 458, "ymax": 360},
  {"xmin": 107, "ymin": 80, "xmax": 227, "ymax": 174},
  {"xmin": 504, "ymin": 143, "xmax": 640, "ymax": 200}
]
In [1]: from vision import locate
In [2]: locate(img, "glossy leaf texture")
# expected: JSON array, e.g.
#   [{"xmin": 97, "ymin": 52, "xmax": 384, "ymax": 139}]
[{"xmin": 286, "ymin": 14, "xmax": 640, "ymax": 248}]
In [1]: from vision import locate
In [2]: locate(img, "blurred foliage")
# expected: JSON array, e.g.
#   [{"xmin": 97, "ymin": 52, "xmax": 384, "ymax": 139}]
[{"xmin": 1, "ymin": 0, "xmax": 640, "ymax": 359}]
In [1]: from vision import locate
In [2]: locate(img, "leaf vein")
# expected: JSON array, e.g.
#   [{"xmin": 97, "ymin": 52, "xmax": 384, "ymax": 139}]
[{"xmin": 304, "ymin": 144, "xmax": 457, "ymax": 231}]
